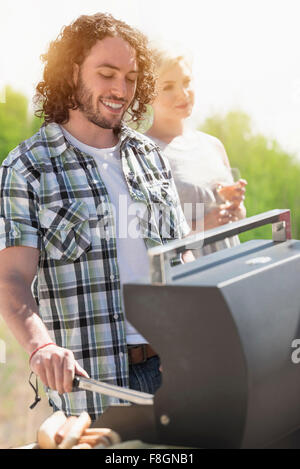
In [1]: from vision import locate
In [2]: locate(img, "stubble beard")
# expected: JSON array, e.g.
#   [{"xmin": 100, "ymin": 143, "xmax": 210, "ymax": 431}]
[{"xmin": 74, "ymin": 74, "xmax": 127, "ymax": 130}]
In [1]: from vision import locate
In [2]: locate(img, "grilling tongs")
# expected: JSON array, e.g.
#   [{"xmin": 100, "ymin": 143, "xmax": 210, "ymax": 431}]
[{"xmin": 72, "ymin": 375, "xmax": 154, "ymax": 406}]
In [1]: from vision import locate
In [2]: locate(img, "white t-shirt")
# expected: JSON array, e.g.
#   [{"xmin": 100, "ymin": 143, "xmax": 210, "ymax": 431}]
[{"xmin": 61, "ymin": 126, "xmax": 149, "ymax": 345}]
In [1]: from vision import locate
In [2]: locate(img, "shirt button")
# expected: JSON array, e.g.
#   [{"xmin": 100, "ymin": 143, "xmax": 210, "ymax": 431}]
[
  {"xmin": 86, "ymin": 163, "xmax": 92, "ymax": 170},
  {"xmin": 114, "ymin": 313, "xmax": 118, "ymax": 320},
  {"xmin": 119, "ymin": 352, "xmax": 124, "ymax": 358},
  {"xmin": 110, "ymin": 274, "xmax": 115, "ymax": 280}
]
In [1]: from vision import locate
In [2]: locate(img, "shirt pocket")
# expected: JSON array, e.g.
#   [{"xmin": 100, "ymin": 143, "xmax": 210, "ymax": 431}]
[{"xmin": 38, "ymin": 201, "xmax": 92, "ymax": 261}]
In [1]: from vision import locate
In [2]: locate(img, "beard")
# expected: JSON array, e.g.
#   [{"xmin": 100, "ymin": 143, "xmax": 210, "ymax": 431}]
[{"xmin": 74, "ymin": 71, "xmax": 127, "ymax": 130}]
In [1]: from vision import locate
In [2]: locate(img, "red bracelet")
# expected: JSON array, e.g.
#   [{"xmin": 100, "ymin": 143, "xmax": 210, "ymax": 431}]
[{"xmin": 29, "ymin": 342, "xmax": 56, "ymax": 365}]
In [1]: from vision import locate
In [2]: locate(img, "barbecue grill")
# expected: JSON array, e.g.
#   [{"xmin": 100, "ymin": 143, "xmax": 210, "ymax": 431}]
[{"xmin": 82, "ymin": 209, "xmax": 300, "ymax": 448}]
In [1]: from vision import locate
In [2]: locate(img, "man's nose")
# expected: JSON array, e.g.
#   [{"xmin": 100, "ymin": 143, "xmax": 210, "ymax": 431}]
[{"xmin": 111, "ymin": 78, "xmax": 127, "ymax": 99}]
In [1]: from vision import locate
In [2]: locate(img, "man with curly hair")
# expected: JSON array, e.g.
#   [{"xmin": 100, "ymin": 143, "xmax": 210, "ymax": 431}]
[{"xmin": 0, "ymin": 13, "xmax": 190, "ymax": 419}]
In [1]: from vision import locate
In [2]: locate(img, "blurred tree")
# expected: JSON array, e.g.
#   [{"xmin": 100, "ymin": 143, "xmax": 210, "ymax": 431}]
[
  {"xmin": 30, "ymin": 113, "xmax": 43, "ymax": 135},
  {"xmin": 0, "ymin": 86, "xmax": 42, "ymax": 164},
  {"xmin": 200, "ymin": 110, "xmax": 300, "ymax": 241}
]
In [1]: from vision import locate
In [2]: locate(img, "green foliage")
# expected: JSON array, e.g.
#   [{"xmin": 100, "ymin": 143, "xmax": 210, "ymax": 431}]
[
  {"xmin": 200, "ymin": 110, "xmax": 300, "ymax": 242},
  {"xmin": 0, "ymin": 86, "xmax": 42, "ymax": 164}
]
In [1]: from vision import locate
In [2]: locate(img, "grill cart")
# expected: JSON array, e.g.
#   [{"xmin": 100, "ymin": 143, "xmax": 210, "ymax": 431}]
[
  {"xmin": 82, "ymin": 210, "xmax": 300, "ymax": 448},
  {"xmin": 77, "ymin": 209, "xmax": 300, "ymax": 449}
]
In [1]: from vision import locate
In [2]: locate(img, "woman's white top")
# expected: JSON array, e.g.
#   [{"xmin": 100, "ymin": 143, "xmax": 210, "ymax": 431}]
[{"xmin": 149, "ymin": 129, "xmax": 239, "ymax": 255}]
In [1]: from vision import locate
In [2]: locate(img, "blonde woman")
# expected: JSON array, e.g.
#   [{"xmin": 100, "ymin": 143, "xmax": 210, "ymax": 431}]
[{"xmin": 146, "ymin": 43, "xmax": 247, "ymax": 254}]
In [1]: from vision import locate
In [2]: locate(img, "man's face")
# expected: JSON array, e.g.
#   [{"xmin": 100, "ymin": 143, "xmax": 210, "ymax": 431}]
[{"xmin": 74, "ymin": 36, "xmax": 139, "ymax": 130}]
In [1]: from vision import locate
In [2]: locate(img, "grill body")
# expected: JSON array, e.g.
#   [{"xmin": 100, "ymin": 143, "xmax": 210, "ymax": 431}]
[
  {"xmin": 123, "ymin": 239, "xmax": 300, "ymax": 448},
  {"xmin": 95, "ymin": 211, "xmax": 300, "ymax": 448}
]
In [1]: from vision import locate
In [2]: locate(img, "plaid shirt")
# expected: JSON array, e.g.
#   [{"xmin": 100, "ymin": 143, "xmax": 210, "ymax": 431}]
[{"xmin": 0, "ymin": 122, "xmax": 190, "ymax": 419}]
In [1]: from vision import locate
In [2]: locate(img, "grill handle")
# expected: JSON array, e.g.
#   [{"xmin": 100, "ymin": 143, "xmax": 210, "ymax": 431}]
[{"xmin": 148, "ymin": 209, "xmax": 291, "ymax": 284}]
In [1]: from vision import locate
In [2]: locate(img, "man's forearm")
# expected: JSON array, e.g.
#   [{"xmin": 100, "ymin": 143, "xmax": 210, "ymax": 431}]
[
  {"xmin": 0, "ymin": 276, "xmax": 53, "ymax": 355},
  {"xmin": 0, "ymin": 274, "xmax": 89, "ymax": 393}
]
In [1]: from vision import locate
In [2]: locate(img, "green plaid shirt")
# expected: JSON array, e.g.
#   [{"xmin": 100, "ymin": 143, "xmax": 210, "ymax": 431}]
[{"xmin": 0, "ymin": 122, "xmax": 190, "ymax": 419}]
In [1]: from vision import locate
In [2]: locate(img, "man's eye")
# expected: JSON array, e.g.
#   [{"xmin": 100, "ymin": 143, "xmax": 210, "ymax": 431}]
[
  {"xmin": 126, "ymin": 76, "xmax": 137, "ymax": 83},
  {"xmin": 100, "ymin": 73, "xmax": 113, "ymax": 79},
  {"xmin": 163, "ymin": 85, "xmax": 173, "ymax": 91}
]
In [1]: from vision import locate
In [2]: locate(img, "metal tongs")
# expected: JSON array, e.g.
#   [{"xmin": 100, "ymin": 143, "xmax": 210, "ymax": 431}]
[{"xmin": 72, "ymin": 376, "xmax": 154, "ymax": 406}]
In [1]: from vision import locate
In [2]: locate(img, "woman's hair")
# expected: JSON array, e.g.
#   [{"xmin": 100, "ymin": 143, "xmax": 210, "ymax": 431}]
[
  {"xmin": 150, "ymin": 40, "xmax": 193, "ymax": 76},
  {"xmin": 34, "ymin": 13, "xmax": 157, "ymax": 124}
]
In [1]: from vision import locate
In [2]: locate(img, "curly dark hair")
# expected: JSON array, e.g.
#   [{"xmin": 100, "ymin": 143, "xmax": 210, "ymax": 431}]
[{"xmin": 34, "ymin": 13, "xmax": 157, "ymax": 124}]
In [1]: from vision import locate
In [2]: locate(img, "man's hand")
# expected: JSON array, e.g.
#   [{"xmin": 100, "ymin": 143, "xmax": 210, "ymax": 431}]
[
  {"xmin": 181, "ymin": 249, "xmax": 195, "ymax": 263},
  {"xmin": 30, "ymin": 344, "xmax": 89, "ymax": 395}
]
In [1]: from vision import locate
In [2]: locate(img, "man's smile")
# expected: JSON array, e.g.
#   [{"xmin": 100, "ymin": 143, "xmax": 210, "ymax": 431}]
[{"xmin": 100, "ymin": 98, "xmax": 126, "ymax": 113}]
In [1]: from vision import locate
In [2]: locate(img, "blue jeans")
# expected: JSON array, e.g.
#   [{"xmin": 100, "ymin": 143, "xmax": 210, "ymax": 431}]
[{"xmin": 129, "ymin": 355, "xmax": 162, "ymax": 395}]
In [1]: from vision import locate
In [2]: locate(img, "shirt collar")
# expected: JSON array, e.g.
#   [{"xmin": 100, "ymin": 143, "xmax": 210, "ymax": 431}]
[
  {"xmin": 39, "ymin": 122, "xmax": 69, "ymax": 158},
  {"xmin": 40, "ymin": 121, "xmax": 157, "ymax": 158}
]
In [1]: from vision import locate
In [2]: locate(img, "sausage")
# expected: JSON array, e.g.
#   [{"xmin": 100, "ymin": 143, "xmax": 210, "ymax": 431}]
[
  {"xmin": 78, "ymin": 434, "xmax": 110, "ymax": 447},
  {"xmin": 92, "ymin": 428, "xmax": 121, "ymax": 446},
  {"xmin": 71, "ymin": 443, "xmax": 92, "ymax": 449},
  {"xmin": 37, "ymin": 411, "xmax": 67, "ymax": 449},
  {"xmin": 58, "ymin": 411, "xmax": 91, "ymax": 449},
  {"xmin": 54, "ymin": 416, "xmax": 78, "ymax": 444},
  {"xmin": 82, "ymin": 428, "xmax": 121, "ymax": 446}
]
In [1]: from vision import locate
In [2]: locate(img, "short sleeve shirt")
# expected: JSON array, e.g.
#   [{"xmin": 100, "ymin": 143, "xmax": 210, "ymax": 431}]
[{"xmin": 0, "ymin": 122, "xmax": 190, "ymax": 419}]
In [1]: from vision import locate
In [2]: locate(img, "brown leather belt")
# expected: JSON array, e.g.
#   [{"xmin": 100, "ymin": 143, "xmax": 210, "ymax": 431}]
[{"xmin": 127, "ymin": 344, "xmax": 158, "ymax": 365}]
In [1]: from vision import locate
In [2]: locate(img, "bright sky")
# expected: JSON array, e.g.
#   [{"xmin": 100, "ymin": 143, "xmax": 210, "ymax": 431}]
[{"xmin": 1, "ymin": 0, "xmax": 300, "ymax": 158}]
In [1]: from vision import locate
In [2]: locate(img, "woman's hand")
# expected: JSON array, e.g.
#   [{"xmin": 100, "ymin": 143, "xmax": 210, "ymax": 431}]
[
  {"xmin": 217, "ymin": 178, "xmax": 247, "ymax": 209},
  {"xmin": 203, "ymin": 204, "xmax": 237, "ymax": 230},
  {"xmin": 227, "ymin": 202, "xmax": 247, "ymax": 221}
]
